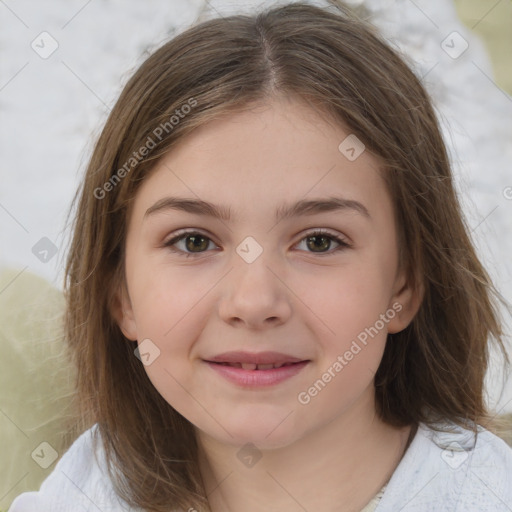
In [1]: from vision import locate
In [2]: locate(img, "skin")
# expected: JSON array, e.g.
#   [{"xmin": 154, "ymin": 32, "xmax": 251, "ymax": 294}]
[{"xmin": 113, "ymin": 95, "xmax": 423, "ymax": 512}]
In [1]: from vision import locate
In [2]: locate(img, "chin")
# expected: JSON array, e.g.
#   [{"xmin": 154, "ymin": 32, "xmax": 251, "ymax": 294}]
[{"xmin": 215, "ymin": 413, "xmax": 304, "ymax": 450}]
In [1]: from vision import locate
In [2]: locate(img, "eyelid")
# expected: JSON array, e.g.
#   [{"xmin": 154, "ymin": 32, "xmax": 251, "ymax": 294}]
[{"xmin": 162, "ymin": 228, "xmax": 219, "ymax": 247}]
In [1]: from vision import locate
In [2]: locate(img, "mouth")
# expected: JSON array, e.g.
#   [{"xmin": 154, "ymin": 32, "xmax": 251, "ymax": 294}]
[
  {"xmin": 203, "ymin": 351, "xmax": 309, "ymax": 368},
  {"xmin": 202, "ymin": 351, "xmax": 311, "ymax": 387},
  {"xmin": 207, "ymin": 361, "xmax": 304, "ymax": 370}
]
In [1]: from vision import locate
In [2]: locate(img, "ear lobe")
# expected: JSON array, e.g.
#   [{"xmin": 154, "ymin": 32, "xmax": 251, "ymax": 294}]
[
  {"xmin": 110, "ymin": 282, "xmax": 138, "ymax": 341},
  {"xmin": 387, "ymin": 271, "xmax": 424, "ymax": 334}
]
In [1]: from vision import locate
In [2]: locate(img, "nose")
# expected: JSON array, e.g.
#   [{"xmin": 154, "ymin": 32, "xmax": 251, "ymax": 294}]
[{"xmin": 217, "ymin": 250, "xmax": 292, "ymax": 330}]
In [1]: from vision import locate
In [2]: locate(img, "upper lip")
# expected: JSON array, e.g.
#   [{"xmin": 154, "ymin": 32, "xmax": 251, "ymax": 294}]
[{"xmin": 204, "ymin": 351, "xmax": 308, "ymax": 365}]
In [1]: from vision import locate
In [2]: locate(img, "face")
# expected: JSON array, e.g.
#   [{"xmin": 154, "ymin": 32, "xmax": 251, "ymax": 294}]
[{"xmin": 114, "ymin": 96, "xmax": 420, "ymax": 450}]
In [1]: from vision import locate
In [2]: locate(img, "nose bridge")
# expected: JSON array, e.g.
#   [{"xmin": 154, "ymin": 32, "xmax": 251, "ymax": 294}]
[
  {"xmin": 218, "ymin": 234, "xmax": 291, "ymax": 327},
  {"xmin": 232, "ymin": 233, "xmax": 280, "ymax": 298}
]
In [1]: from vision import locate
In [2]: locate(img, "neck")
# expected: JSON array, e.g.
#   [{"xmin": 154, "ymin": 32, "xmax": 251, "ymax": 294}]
[{"xmin": 196, "ymin": 391, "xmax": 414, "ymax": 512}]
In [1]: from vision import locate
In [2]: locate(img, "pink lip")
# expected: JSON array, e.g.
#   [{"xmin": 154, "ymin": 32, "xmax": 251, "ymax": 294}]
[
  {"xmin": 205, "ymin": 351, "xmax": 306, "ymax": 365},
  {"xmin": 205, "ymin": 361, "xmax": 309, "ymax": 387}
]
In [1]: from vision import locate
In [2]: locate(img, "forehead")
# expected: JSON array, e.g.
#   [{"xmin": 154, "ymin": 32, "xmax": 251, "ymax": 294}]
[{"xmin": 130, "ymin": 96, "xmax": 392, "ymax": 226}]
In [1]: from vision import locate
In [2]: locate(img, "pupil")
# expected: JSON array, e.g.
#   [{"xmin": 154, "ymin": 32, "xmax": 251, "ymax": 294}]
[
  {"xmin": 307, "ymin": 235, "xmax": 329, "ymax": 252},
  {"xmin": 186, "ymin": 235, "xmax": 208, "ymax": 252}
]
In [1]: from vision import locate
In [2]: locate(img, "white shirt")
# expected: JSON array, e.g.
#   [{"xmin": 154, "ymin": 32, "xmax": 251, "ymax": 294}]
[{"xmin": 8, "ymin": 420, "xmax": 512, "ymax": 511}]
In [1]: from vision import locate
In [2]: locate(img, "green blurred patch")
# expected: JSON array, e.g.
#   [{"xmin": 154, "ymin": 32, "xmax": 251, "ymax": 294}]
[
  {"xmin": 455, "ymin": 0, "xmax": 512, "ymax": 94},
  {"xmin": 0, "ymin": 267, "xmax": 77, "ymax": 510},
  {"xmin": 496, "ymin": 413, "xmax": 512, "ymax": 445}
]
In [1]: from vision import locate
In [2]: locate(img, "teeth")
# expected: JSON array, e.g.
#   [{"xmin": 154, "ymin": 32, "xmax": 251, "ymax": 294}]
[
  {"xmin": 220, "ymin": 362, "xmax": 299, "ymax": 370},
  {"xmin": 256, "ymin": 364, "xmax": 275, "ymax": 370}
]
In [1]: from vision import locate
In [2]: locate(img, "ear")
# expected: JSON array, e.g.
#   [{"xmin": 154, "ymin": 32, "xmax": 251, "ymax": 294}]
[
  {"xmin": 110, "ymin": 280, "xmax": 138, "ymax": 341},
  {"xmin": 386, "ymin": 269, "xmax": 424, "ymax": 334}
]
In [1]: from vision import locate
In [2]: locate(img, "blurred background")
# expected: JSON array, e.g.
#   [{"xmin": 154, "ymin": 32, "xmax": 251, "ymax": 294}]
[
  {"xmin": 0, "ymin": 0, "xmax": 511, "ymax": 509},
  {"xmin": 455, "ymin": 0, "xmax": 512, "ymax": 94}
]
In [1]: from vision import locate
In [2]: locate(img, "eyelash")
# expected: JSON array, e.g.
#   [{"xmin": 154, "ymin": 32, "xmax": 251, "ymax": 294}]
[{"xmin": 163, "ymin": 229, "xmax": 350, "ymax": 258}]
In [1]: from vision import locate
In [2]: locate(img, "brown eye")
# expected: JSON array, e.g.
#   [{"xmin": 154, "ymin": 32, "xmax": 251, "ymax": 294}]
[
  {"xmin": 305, "ymin": 234, "xmax": 331, "ymax": 252},
  {"xmin": 164, "ymin": 231, "xmax": 217, "ymax": 257},
  {"xmin": 182, "ymin": 234, "xmax": 210, "ymax": 252},
  {"xmin": 296, "ymin": 230, "xmax": 350, "ymax": 255}
]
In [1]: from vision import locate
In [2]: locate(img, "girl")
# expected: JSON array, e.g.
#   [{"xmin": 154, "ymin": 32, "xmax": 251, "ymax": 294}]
[{"xmin": 9, "ymin": 1, "xmax": 512, "ymax": 511}]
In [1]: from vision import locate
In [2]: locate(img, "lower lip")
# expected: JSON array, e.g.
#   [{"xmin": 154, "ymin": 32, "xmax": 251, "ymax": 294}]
[{"xmin": 204, "ymin": 361, "xmax": 310, "ymax": 387}]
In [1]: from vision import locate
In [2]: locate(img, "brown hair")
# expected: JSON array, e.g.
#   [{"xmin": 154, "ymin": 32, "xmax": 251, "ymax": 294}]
[{"xmin": 63, "ymin": 1, "xmax": 510, "ymax": 511}]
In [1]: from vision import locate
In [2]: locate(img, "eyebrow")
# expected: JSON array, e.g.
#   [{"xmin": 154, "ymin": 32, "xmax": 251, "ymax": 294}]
[{"xmin": 144, "ymin": 196, "xmax": 371, "ymax": 223}]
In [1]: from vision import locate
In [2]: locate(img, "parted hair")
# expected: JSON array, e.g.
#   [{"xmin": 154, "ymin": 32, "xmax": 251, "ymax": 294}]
[{"xmin": 63, "ymin": 1, "xmax": 510, "ymax": 511}]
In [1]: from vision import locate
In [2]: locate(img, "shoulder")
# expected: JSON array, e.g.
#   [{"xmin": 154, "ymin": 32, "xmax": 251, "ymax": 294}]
[
  {"xmin": 8, "ymin": 424, "xmax": 141, "ymax": 512},
  {"xmin": 376, "ymin": 420, "xmax": 512, "ymax": 512}
]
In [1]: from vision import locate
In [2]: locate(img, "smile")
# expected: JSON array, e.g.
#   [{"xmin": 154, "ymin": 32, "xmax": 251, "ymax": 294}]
[
  {"xmin": 213, "ymin": 361, "xmax": 299, "ymax": 370},
  {"xmin": 204, "ymin": 360, "xmax": 310, "ymax": 387}
]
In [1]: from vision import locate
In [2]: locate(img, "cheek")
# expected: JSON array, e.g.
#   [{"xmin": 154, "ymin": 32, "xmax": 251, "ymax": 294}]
[
  {"xmin": 129, "ymin": 264, "xmax": 217, "ymax": 384},
  {"xmin": 301, "ymin": 257, "xmax": 394, "ymax": 342},
  {"xmin": 295, "ymin": 263, "xmax": 391, "ymax": 415},
  {"xmin": 295, "ymin": 349, "xmax": 382, "ymax": 429},
  {"xmin": 129, "ymin": 268, "xmax": 212, "ymax": 422},
  {"xmin": 131, "ymin": 260, "xmax": 207, "ymax": 339}
]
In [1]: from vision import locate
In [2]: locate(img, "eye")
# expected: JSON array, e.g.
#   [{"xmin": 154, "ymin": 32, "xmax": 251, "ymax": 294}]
[
  {"xmin": 163, "ymin": 230, "xmax": 219, "ymax": 258},
  {"xmin": 163, "ymin": 228, "xmax": 350, "ymax": 258},
  {"xmin": 295, "ymin": 229, "xmax": 350, "ymax": 255}
]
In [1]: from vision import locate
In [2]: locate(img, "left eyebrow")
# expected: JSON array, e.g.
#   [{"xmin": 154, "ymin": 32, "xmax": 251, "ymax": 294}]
[{"xmin": 144, "ymin": 196, "xmax": 371, "ymax": 223}]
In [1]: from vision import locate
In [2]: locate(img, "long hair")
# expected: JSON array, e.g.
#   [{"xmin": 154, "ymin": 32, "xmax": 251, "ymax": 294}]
[{"xmin": 63, "ymin": 2, "xmax": 510, "ymax": 510}]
